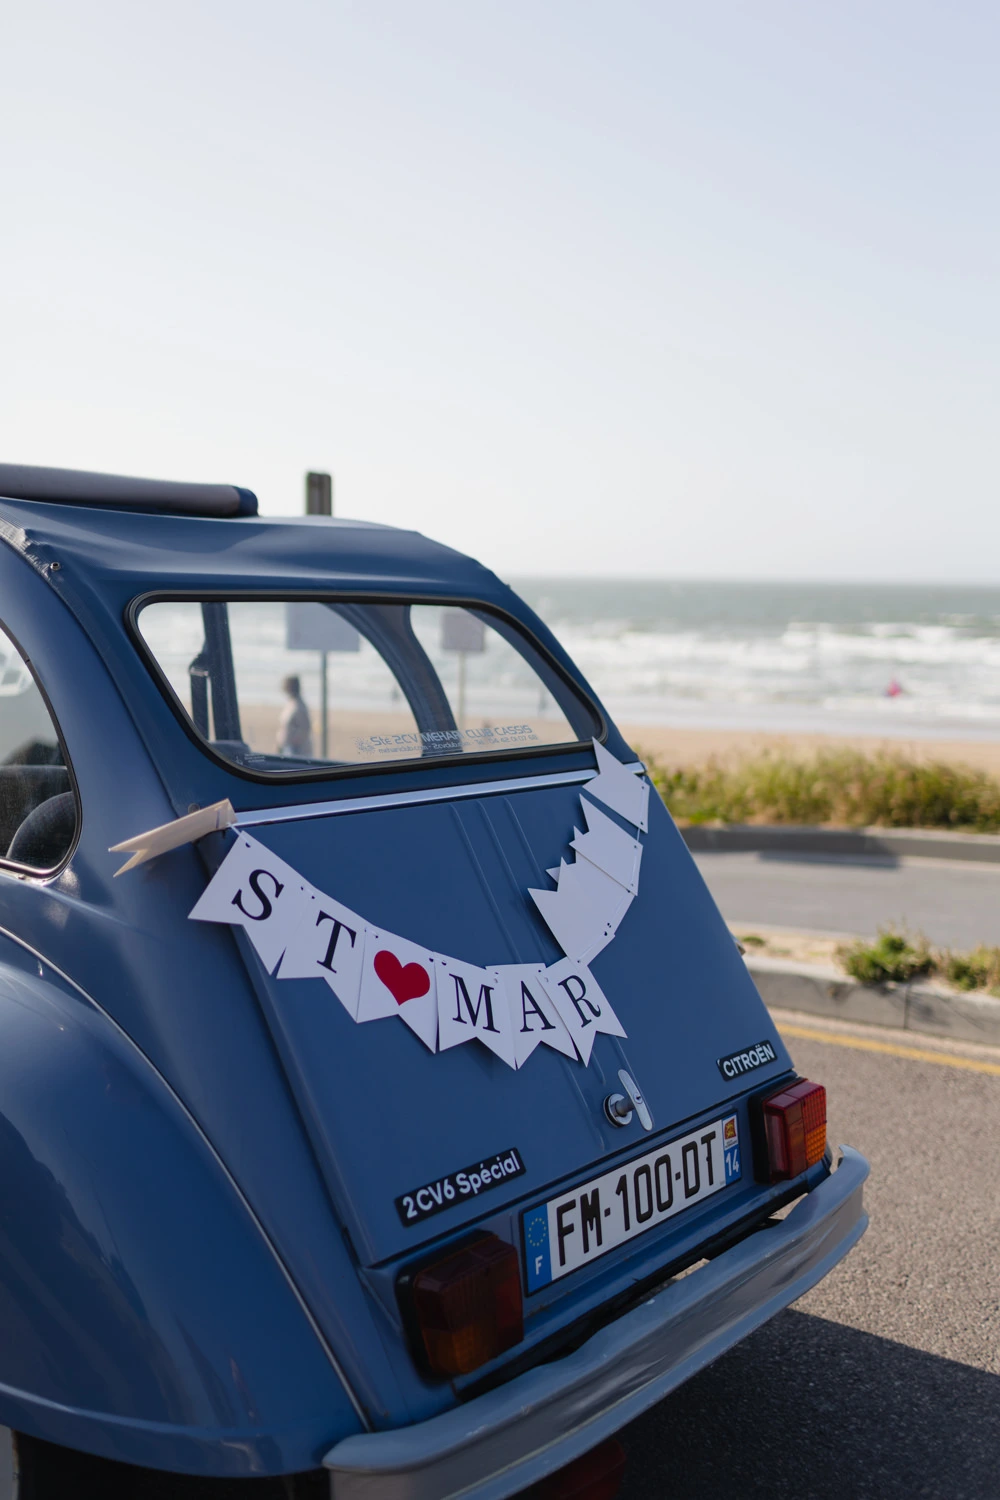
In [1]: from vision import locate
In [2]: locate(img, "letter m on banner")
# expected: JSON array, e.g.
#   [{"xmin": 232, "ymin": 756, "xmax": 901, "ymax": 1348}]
[{"xmin": 436, "ymin": 955, "xmax": 516, "ymax": 1069}]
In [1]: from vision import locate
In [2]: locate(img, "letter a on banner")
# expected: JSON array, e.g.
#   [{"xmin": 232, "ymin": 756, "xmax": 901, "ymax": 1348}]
[
  {"xmin": 538, "ymin": 958, "xmax": 627, "ymax": 1066},
  {"xmin": 495, "ymin": 964, "xmax": 579, "ymax": 1068},
  {"xmin": 437, "ymin": 955, "xmax": 516, "ymax": 1069},
  {"xmin": 188, "ymin": 833, "xmax": 314, "ymax": 973}
]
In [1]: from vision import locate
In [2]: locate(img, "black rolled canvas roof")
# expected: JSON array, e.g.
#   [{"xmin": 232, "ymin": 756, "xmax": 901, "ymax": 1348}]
[{"xmin": 0, "ymin": 464, "xmax": 258, "ymax": 518}]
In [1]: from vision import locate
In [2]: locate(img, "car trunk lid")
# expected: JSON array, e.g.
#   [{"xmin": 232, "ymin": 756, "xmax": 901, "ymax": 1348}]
[{"xmin": 206, "ymin": 771, "xmax": 790, "ymax": 1266}]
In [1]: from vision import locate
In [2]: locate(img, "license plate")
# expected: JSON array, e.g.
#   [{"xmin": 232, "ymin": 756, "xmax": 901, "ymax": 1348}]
[{"xmin": 522, "ymin": 1114, "xmax": 741, "ymax": 1292}]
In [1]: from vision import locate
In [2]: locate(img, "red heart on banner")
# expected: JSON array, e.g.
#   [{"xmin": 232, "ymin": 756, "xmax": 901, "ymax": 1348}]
[{"xmin": 373, "ymin": 949, "xmax": 431, "ymax": 1005}]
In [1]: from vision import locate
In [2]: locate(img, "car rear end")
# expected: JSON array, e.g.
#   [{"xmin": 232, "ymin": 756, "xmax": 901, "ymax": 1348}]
[{"xmin": 132, "ymin": 581, "xmax": 868, "ymax": 1497}]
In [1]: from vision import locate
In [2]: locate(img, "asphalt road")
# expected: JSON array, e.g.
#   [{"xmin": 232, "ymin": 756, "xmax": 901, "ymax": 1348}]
[
  {"xmin": 617, "ymin": 1009, "xmax": 1000, "ymax": 1500},
  {"xmin": 693, "ymin": 850, "xmax": 1000, "ymax": 948}
]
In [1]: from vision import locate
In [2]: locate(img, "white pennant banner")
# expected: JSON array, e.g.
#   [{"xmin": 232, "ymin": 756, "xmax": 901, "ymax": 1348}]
[
  {"xmin": 278, "ymin": 891, "xmax": 367, "ymax": 1019},
  {"xmin": 498, "ymin": 964, "xmax": 579, "ymax": 1068},
  {"xmin": 436, "ymin": 955, "xmax": 516, "ymax": 1069},
  {"xmin": 188, "ymin": 743, "xmax": 649, "ymax": 1070},
  {"xmin": 537, "ymin": 957, "xmax": 628, "ymax": 1066},
  {"xmin": 359, "ymin": 929, "xmax": 439, "ymax": 1052},
  {"xmin": 189, "ymin": 834, "xmax": 316, "ymax": 974}
]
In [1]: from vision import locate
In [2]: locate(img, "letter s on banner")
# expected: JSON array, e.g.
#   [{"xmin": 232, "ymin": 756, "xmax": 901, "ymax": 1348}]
[{"xmin": 188, "ymin": 834, "xmax": 315, "ymax": 973}]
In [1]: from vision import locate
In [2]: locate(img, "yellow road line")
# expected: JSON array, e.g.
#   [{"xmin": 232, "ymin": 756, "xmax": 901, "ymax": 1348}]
[{"xmin": 780, "ymin": 1023, "xmax": 1000, "ymax": 1077}]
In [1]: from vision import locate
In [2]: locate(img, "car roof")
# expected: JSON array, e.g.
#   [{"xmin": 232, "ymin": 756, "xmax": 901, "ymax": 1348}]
[
  {"xmin": 0, "ymin": 496, "xmax": 504, "ymax": 603},
  {"xmin": 0, "ymin": 484, "xmax": 631, "ymax": 807}
]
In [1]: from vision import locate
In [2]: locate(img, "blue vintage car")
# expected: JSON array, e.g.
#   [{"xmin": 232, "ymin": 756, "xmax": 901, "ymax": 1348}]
[{"xmin": 0, "ymin": 464, "xmax": 868, "ymax": 1499}]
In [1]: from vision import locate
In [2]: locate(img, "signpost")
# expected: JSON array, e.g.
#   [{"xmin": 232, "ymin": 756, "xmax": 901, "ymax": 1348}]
[
  {"xmin": 441, "ymin": 609, "xmax": 486, "ymax": 729},
  {"xmin": 305, "ymin": 471, "xmax": 333, "ymax": 515},
  {"xmin": 291, "ymin": 472, "xmax": 340, "ymax": 756},
  {"xmin": 284, "ymin": 606, "xmax": 360, "ymax": 759}
]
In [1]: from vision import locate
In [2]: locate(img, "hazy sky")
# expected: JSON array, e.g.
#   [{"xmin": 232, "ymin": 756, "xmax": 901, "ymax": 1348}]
[{"xmin": 2, "ymin": 2, "xmax": 998, "ymax": 580}]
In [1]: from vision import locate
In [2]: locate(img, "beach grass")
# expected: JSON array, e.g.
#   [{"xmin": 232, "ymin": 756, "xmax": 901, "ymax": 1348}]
[
  {"xmin": 836, "ymin": 928, "xmax": 934, "ymax": 985},
  {"xmin": 646, "ymin": 747, "xmax": 1000, "ymax": 833},
  {"xmin": 738, "ymin": 924, "xmax": 1000, "ymax": 996},
  {"xmin": 836, "ymin": 927, "xmax": 1000, "ymax": 996}
]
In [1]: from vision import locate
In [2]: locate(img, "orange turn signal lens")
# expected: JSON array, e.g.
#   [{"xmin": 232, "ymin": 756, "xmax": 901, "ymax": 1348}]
[
  {"xmin": 761, "ymin": 1078, "xmax": 827, "ymax": 1180},
  {"xmin": 411, "ymin": 1234, "xmax": 523, "ymax": 1377}
]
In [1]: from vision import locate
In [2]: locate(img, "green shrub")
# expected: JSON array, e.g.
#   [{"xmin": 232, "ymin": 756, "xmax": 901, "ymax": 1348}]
[
  {"xmin": 940, "ymin": 946, "xmax": 1000, "ymax": 993},
  {"xmin": 837, "ymin": 928, "xmax": 934, "ymax": 985},
  {"xmin": 647, "ymin": 748, "xmax": 1000, "ymax": 833}
]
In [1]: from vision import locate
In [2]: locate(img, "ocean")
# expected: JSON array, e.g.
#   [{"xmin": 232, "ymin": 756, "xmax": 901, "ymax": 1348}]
[
  {"xmin": 139, "ymin": 582, "xmax": 1000, "ymax": 747},
  {"xmin": 511, "ymin": 579, "xmax": 1000, "ymax": 741}
]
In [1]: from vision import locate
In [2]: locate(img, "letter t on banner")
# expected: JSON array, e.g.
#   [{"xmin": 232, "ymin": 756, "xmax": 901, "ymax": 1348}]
[
  {"xmin": 188, "ymin": 833, "xmax": 315, "ymax": 974},
  {"xmin": 277, "ymin": 891, "xmax": 368, "ymax": 1019}
]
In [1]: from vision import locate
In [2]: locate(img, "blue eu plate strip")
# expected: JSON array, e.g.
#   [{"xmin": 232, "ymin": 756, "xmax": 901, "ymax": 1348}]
[{"xmin": 522, "ymin": 1204, "xmax": 552, "ymax": 1293}]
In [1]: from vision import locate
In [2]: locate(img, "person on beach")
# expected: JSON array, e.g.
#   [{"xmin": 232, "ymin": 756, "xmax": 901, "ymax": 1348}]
[{"xmin": 277, "ymin": 675, "xmax": 313, "ymax": 757}]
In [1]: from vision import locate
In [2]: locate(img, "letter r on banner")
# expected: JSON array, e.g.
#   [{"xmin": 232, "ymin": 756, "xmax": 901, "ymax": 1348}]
[{"xmin": 538, "ymin": 958, "xmax": 627, "ymax": 1066}]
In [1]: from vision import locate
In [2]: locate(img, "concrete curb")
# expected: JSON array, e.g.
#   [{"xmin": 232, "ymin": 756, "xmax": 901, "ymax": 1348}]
[
  {"xmin": 747, "ymin": 956, "xmax": 1000, "ymax": 1047},
  {"xmin": 681, "ymin": 823, "xmax": 1000, "ymax": 864}
]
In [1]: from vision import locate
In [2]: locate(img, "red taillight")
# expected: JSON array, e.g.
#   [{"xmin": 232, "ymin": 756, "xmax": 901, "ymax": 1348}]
[
  {"xmin": 527, "ymin": 1440, "xmax": 627, "ymax": 1500},
  {"xmin": 761, "ymin": 1078, "xmax": 827, "ymax": 1180},
  {"xmin": 411, "ymin": 1234, "xmax": 523, "ymax": 1377}
]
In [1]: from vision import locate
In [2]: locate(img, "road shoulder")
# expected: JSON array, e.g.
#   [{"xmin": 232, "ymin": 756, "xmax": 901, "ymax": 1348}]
[{"xmin": 749, "ymin": 955, "xmax": 1000, "ymax": 1046}]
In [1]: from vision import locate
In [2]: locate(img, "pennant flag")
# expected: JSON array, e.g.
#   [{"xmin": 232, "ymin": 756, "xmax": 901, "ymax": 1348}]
[
  {"xmin": 585, "ymin": 739, "xmax": 649, "ymax": 831},
  {"xmin": 358, "ymin": 929, "xmax": 439, "ymax": 1052},
  {"xmin": 436, "ymin": 955, "xmax": 516, "ymax": 1069},
  {"xmin": 529, "ymin": 854, "xmax": 633, "ymax": 963},
  {"xmin": 497, "ymin": 964, "xmax": 579, "ymax": 1067},
  {"xmin": 538, "ymin": 958, "xmax": 627, "ymax": 1066},
  {"xmin": 529, "ymin": 885, "xmax": 616, "ymax": 966},
  {"xmin": 277, "ymin": 891, "xmax": 368, "ymax": 1019},
  {"xmin": 570, "ymin": 797, "xmax": 642, "ymax": 893},
  {"xmin": 552, "ymin": 857, "xmax": 633, "ymax": 934},
  {"xmin": 188, "ymin": 833, "xmax": 314, "ymax": 973}
]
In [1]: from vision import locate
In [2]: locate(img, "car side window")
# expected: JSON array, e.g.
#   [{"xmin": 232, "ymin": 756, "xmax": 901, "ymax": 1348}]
[{"xmin": 0, "ymin": 625, "xmax": 77, "ymax": 871}]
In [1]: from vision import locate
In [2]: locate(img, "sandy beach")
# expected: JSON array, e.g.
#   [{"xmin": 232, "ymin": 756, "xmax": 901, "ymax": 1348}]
[
  {"xmin": 617, "ymin": 723, "xmax": 1000, "ymax": 778},
  {"xmin": 230, "ymin": 703, "xmax": 1000, "ymax": 778}
]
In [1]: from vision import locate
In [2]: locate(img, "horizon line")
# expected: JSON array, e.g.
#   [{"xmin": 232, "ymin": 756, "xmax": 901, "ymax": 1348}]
[{"xmin": 502, "ymin": 573, "xmax": 1000, "ymax": 589}]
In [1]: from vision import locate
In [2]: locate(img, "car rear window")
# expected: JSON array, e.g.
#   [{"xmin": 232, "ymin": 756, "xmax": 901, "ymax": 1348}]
[{"xmin": 134, "ymin": 598, "xmax": 601, "ymax": 776}]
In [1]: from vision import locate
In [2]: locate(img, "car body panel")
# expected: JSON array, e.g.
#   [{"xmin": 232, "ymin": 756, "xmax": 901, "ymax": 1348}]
[
  {"xmin": 0, "ymin": 538, "xmax": 439, "ymax": 1439},
  {"xmin": 0, "ymin": 934, "xmax": 358, "ymax": 1476}
]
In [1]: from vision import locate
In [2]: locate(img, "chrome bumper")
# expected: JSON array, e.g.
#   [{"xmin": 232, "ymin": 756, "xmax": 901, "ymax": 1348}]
[{"xmin": 325, "ymin": 1146, "xmax": 869, "ymax": 1500}]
